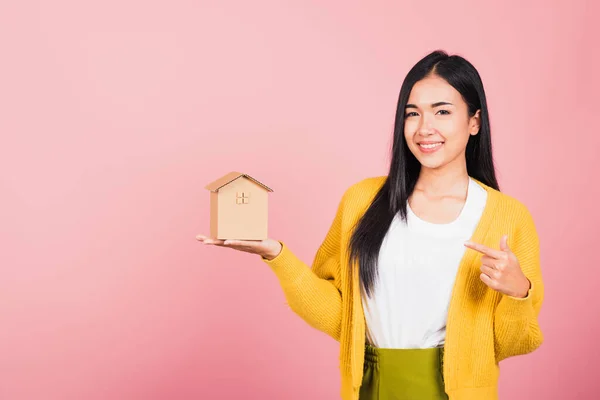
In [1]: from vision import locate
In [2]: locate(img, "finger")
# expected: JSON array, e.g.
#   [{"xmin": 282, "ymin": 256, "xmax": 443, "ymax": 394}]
[
  {"xmin": 480, "ymin": 255, "xmax": 496, "ymax": 268},
  {"xmin": 223, "ymin": 239, "xmax": 262, "ymax": 244},
  {"xmin": 499, "ymin": 235, "xmax": 511, "ymax": 252},
  {"xmin": 223, "ymin": 244, "xmax": 252, "ymax": 252},
  {"xmin": 223, "ymin": 240, "xmax": 265, "ymax": 251},
  {"xmin": 197, "ymin": 235, "xmax": 226, "ymax": 246},
  {"xmin": 480, "ymin": 264, "xmax": 498, "ymax": 279},
  {"xmin": 223, "ymin": 241, "xmax": 266, "ymax": 255},
  {"xmin": 481, "ymin": 256, "xmax": 508, "ymax": 270},
  {"xmin": 223, "ymin": 240, "xmax": 255, "ymax": 246},
  {"xmin": 464, "ymin": 241, "xmax": 505, "ymax": 259},
  {"xmin": 480, "ymin": 272, "xmax": 499, "ymax": 290}
]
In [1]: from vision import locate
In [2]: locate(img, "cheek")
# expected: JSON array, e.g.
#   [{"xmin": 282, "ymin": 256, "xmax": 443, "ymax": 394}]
[
  {"xmin": 443, "ymin": 131, "xmax": 471, "ymax": 155},
  {"xmin": 403, "ymin": 120, "xmax": 418, "ymax": 139},
  {"xmin": 440, "ymin": 119, "xmax": 469, "ymax": 141},
  {"xmin": 439, "ymin": 118, "xmax": 460, "ymax": 131}
]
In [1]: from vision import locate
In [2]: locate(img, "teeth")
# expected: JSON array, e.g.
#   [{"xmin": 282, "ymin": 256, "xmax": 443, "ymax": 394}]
[{"xmin": 419, "ymin": 143, "xmax": 443, "ymax": 149}]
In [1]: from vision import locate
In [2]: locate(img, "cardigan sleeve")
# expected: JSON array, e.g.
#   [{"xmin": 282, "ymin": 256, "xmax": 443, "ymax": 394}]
[
  {"xmin": 494, "ymin": 205, "xmax": 545, "ymax": 362},
  {"xmin": 260, "ymin": 191, "xmax": 347, "ymax": 342}
]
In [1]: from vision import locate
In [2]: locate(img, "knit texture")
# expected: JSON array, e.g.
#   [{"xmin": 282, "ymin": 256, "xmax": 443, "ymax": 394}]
[{"xmin": 262, "ymin": 176, "xmax": 544, "ymax": 400}]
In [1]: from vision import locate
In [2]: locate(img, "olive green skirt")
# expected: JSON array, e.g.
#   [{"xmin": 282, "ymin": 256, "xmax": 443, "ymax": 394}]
[{"xmin": 359, "ymin": 344, "xmax": 449, "ymax": 400}]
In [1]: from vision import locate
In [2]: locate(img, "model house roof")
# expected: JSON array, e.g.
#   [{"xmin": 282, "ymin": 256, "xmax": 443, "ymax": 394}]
[{"xmin": 204, "ymin": 171, "xmax": 274, "ymax": 193}]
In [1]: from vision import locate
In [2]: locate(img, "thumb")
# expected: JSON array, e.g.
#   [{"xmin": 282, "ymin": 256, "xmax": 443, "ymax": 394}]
[{"xmin": 499, "ymin": 234, "xmax": 510, "ymax": 252}]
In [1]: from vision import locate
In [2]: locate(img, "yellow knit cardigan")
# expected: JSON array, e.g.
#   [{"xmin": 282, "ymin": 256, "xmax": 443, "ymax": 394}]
[{"xmin": 262, "ymin": 176, "xmax": 544, "ymax": 400}]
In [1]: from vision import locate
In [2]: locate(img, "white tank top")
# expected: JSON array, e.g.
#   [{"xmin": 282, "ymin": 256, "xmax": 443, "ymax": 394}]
[{"xmin": 361, "ymin": 177, "xmax": 488, "ymax": 349}]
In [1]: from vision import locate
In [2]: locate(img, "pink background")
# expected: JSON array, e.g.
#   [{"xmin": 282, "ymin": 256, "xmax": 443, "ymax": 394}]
[{"xmin": 1, "ymin": 0, "xmax": 598, "ymax": 399}]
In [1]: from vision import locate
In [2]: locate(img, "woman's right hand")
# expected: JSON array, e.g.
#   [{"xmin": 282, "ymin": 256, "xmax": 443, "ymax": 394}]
[{"xmin": 195, "ymin": 234, "xmax": 283, "ymax": 260}]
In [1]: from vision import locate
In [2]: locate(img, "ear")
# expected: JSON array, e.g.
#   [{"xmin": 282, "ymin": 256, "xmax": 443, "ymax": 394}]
[{"xmin": 470, "ymin": 109, "xmax": 481, "ymax": 136}]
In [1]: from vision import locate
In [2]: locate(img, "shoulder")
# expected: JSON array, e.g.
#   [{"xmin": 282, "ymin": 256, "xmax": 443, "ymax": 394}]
[
  {"xmin": 348, "ymin": 175, "xmax": 386, "ymax": 191},
  {"xmin": 342, "ymin": 175, "xmax": 386, "ymax": 202},
  {"xmin": 475, "ymin": 179, "xmax": 534, "ymax": 219},
  {"xmin": 492, "ymin": 190, "xmax": 541, "ymax": 253},
  {"xmin": 333, "ymin": 175, "xmax": 387, "ymax": 217},
  {"xmin": 498, "ymin": 191, "xmax": 536, "ymax": 225},
  {"xmin": 476, "ymin": 180, "xmax": 537, "ymax": 234}
]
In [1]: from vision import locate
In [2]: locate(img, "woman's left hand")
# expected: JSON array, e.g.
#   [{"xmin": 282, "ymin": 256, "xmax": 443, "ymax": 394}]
[{"xmin": 464, "ymin": 235, "xmax": 531, "ymax": 298}]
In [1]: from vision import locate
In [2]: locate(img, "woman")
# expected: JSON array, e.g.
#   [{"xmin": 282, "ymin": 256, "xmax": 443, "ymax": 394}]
[{"xmin": 196, "ymin": 50, "xmax": 544, "ymax": 400}]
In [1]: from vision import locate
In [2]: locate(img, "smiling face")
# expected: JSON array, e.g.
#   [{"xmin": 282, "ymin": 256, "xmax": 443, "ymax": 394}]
[{"xmin": 404, "ymin": 74, "xmax": 481, "ymax": 171}]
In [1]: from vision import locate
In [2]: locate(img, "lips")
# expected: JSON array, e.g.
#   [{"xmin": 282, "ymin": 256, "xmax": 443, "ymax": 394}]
[
  {"xmin": 418, "ymin": 142, "xmax": 443, "ymax": 149},
  {"xmin": 417, "ymin": 141, "xmax": 444, "ymax": 153}
]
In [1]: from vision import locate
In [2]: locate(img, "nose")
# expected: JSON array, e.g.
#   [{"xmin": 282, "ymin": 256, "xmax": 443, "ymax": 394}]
[{"xmin": 418, "ymin": 114, "xmax": 435, "ymax": 136}]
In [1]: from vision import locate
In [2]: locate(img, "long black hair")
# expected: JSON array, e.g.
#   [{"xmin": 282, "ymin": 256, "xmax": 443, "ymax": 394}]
[{"xmin": 349, "ymin": 50, "xmax": 500, "ymax": 298}]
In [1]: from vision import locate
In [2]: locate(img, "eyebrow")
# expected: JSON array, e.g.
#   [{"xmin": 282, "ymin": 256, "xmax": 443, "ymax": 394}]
[{"xmin": 405, "ymin": 102, "xmax": 454, "ymax": 109}]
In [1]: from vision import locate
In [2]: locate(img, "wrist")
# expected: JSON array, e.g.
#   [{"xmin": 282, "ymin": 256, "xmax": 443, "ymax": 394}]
[
  {"xmin": 513, "ymin": 278, "xmax": 531, "ymax": 298},
  {"xmin": 262, "ymin": 242, "xmax": 283, "ymax": 261}
]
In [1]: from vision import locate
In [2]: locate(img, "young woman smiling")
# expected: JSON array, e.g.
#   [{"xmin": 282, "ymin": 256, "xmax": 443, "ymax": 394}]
[{"xmin": 197, "ymin": 50, "xmax": 544, "ymax": 400}]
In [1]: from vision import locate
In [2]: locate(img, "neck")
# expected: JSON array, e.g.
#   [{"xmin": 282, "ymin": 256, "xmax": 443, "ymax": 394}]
[{"xmin": 415, "ymin": 158, "xmax": 470, "ymax": 197}]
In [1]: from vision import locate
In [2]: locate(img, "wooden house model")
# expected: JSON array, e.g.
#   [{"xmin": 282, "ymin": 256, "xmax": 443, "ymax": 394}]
[{"xmin": 204, "ymin": 172, "xmax": 273, "ymax": 240}]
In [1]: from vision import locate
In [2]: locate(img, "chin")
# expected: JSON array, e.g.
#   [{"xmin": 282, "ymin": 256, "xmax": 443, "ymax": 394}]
[
  {"xmin": 420, "ymin": 161, "xmax": 446, "ymax": 170},
  {"xmin": 414, "ymin": 155, "xmax": 446, "ymax": 170}
]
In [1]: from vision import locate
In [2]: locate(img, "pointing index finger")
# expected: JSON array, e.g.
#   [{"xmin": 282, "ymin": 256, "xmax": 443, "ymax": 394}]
[{"xmin": 464, "ymin": 240, "xmax": 505, "ymax": 259}]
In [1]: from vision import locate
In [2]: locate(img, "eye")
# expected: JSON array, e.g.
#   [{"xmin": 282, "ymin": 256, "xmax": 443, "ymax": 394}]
[
  {"xmin": 437, "ymin": 110, "xmax": 451, "ymax": 115},
  {"xmin": 405, "ymin": 112, "xmax": 419, "ymax": 118}
]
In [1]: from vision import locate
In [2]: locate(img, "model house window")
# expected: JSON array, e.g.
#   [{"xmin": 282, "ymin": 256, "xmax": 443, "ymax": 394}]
[{"xmin": 236, "ymin": 191, "xmax": 250, "ymax": 204}]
